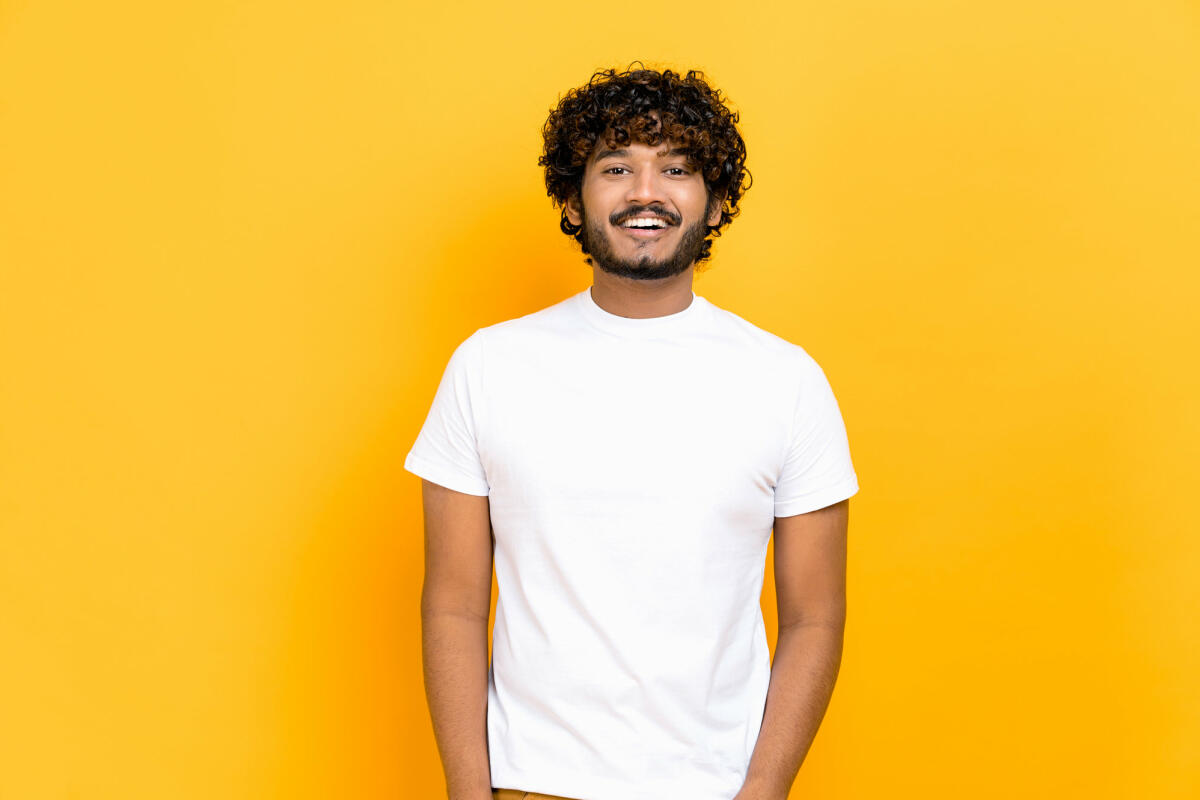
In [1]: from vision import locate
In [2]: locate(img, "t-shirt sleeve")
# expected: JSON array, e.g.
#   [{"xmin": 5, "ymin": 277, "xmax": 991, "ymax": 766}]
[
  {"xmin": 773, "ymin": 352, "xmax": 860, "ymax": 517},
  {"xmin": 403, "ymin": 330, "xmax": 490, "ymax": 496}
]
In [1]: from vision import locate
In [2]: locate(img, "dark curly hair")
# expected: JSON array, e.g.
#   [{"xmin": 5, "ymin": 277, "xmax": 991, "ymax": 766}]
[{"xmin": 538, "ymin": 62, "xmax": 752, "ymax": 267}]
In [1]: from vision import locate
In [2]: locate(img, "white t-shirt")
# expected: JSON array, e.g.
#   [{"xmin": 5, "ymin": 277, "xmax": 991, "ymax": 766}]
[{"xmin": 405, "ymin": 287, "xmax": 859, "ymax": 800}]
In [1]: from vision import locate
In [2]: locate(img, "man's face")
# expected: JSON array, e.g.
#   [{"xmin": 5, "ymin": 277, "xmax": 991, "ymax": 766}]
[{"xmin": 565, "ymin": 131, "xmax": 723, "ymax": 281}]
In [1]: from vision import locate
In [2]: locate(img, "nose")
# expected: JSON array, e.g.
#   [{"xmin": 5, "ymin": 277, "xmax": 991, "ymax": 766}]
[{"xmin": 625, "ymin": 166, "xmax": 667, "ymax": 207}]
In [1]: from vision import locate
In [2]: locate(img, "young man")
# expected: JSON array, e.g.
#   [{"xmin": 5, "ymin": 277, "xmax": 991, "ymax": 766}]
[{"xmin": 407, "ymin": 65, "xmax": 859, "ymax": 800}]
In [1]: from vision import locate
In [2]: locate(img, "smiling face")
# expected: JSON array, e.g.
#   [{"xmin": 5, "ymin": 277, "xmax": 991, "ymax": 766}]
[{"xmin": 565, "ymin": 130, "xmax": 724, "ymax": 281}]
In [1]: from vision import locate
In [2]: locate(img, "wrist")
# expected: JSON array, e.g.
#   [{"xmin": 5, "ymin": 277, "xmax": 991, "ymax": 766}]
[
  {"xmin": 736, "ymin": 773, "xmax": 789, "ymax": 800},
  {"xmin": 448, "ymin": 791, "xmax": 493, "ymax": 800}
]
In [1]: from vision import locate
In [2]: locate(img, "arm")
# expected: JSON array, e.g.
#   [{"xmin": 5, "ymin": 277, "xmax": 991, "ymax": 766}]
[
  {"xmin": 419, "ymin": 479, "xmax": 496, "ymax": 800},
  {"xmin": 736, "ymin": 498, "xmax": 850, "ymax": 800}
]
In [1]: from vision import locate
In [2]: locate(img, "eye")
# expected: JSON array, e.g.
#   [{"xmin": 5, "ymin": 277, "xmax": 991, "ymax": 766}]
[
  {"xmin": 665, "ymin": 167, "xmax": 690, "ymax": 176},
  {"xmin": 603, "ymin": 167, "xmax": 627, "ymax": 175}
]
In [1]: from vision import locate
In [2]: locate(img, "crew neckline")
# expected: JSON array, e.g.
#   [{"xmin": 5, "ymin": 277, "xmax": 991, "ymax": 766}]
[{"xmin": 574, "ymin": 285, "xmax": 710, "ymax": 338}]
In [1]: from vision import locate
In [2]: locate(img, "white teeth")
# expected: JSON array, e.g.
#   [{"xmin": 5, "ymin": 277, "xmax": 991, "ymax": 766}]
[{"xmin": 622, "ymin": 218, "xmax": 667, "ymax": 228}]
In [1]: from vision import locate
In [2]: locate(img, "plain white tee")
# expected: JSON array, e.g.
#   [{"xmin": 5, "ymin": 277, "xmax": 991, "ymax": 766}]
[{"xmin": 405, "ymin": 287, "xmax": 859, "ymax": 800}]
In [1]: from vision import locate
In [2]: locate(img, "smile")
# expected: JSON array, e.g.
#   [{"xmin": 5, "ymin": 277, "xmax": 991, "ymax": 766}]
[
  {"xmin": 620, "ymin": 225, "xmax": 670, "ymax": 239},
  {"xmin": 616, "ymin": 220, "xmax": 673, "ymax": 239}
]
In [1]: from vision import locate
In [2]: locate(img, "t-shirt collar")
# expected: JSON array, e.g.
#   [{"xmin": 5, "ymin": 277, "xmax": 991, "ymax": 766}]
[{"xmin": 574, "ymin": 285, "xmax": 708, "ymax": 338}]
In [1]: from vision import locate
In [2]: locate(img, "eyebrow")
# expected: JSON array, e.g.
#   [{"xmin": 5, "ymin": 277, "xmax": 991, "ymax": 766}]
[{"xmin": 592, "ymin": 146, "xmax": 691, "ymax": 163}]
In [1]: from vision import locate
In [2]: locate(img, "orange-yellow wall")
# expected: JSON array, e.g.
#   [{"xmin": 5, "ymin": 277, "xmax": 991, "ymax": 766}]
[{"xmin": 2, "ymin": 1, "xmax": 1197, "ymax": 797}]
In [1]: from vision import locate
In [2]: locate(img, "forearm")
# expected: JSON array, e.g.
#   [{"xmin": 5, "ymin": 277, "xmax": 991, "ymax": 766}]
[
  {"xmin": 421, "ymin": 609, "xmax": 493, "ymax": 800},
  {"xmin": 737, "ymin": 621, "xmax": 845, "ymax": 800}
]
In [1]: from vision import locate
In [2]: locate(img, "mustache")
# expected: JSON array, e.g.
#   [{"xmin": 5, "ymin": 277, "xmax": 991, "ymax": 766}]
[{"xmin": 611, "ymin": 207, "xmax": 680, "ymax": 226}]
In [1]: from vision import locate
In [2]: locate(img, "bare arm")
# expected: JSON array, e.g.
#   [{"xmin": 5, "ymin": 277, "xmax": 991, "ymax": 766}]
[
  {"xmin": 736, "ymin": 498, "xmax": 850, "ymax": 800},
  {"xmin": 419, "ymin": 479, "xmax": 496, "ymax": 800}
]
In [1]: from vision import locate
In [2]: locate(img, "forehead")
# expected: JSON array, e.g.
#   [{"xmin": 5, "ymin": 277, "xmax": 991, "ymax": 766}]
[{"xmin": 589, "ymin": 139, "xmax": 692, "ymax": 165}]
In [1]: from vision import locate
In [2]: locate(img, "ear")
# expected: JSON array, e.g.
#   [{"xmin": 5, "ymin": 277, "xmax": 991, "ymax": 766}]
[
  {"xmin": 565, "ymin": 192, "xmax": 583, "ymax": 227},
  {"xmin": 706, "ymin": 192, "xmax": 725, "ymax": 227}
]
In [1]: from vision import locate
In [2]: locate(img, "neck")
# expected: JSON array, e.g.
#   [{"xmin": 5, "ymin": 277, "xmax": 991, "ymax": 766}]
[{"xmin": 588, "ymin": 268, "xmax": 696, "ymax": 319}]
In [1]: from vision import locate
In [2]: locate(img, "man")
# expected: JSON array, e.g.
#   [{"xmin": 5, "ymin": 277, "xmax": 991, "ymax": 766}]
[{"xmin": 407, "ymin": 65, "xmax": 859, "ymax": 800}]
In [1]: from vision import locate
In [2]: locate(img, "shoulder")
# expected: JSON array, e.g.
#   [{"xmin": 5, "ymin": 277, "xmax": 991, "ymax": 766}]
[
  {"xmin": 472, "ymin": 292, "xmax": 579, "ymax": 346},
  {"xmin": 702, "ymin": 296, "xmax": 822, "ymax": 373}
]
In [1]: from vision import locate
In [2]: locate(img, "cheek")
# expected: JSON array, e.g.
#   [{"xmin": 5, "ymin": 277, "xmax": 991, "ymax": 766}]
[
  {"xmin": 684, "ymin": 183, "xmax": 711, "ymax": 216},
  {"xmin": 585, "ymin": 184, "xmax": 620, "ymax": 216}
]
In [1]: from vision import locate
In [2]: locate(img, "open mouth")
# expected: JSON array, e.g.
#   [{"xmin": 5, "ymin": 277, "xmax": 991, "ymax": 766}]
[{"xmin": 616, "ymin": 216, "xmax": 674, "ymax": 238}]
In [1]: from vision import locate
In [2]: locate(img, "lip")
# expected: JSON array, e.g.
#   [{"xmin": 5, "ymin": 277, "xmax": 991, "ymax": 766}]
[{"xmin": 616, "ymin": 222, "xmax": 672, "ymax": 239}]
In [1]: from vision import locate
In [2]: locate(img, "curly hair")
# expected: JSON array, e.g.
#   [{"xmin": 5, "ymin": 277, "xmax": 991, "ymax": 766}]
[{"xmin": 538, "ymin": 62, "xmax": 752, "ymax": 267}]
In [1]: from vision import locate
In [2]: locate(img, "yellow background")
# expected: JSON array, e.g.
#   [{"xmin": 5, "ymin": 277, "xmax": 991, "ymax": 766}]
[{"xmin": 2, "ymin": 1, "xmax": 1197, "ymax": 797}]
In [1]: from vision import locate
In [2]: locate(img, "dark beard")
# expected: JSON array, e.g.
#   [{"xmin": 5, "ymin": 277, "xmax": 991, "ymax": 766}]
[{"xmin": 580, "ymin": 205, "xmax": 710, "ymax": 281}]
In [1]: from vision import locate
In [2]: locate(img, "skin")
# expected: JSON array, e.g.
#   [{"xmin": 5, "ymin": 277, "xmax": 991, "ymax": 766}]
[
  {"xmin": 420, "ymin": 480, "xmax": 494, "ymax": 800},
  {"xmin": 420, "ymin": 113, "xmax": 850, "ymax": 800},
  {"xmin": 736, "ymin": 500, "xmax": 849, "ymax": 800},
  {"xmin": 423, "ymin": 482, "xmax": 850, "ymax": 800},
  {"xmin": 564, "ymin": 113, "xmax": 724, "ymax": 319}
]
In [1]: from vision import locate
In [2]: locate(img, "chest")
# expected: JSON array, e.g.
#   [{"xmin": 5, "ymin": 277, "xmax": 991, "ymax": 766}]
[{"xmin": 478, "ymin": 345, "xmax": 789, "ymax": 523}]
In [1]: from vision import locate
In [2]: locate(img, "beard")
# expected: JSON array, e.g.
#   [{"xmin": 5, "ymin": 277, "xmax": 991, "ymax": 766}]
[{"xmin": 579, "ymin": 201, "xmax": 711, "ymax": 281}]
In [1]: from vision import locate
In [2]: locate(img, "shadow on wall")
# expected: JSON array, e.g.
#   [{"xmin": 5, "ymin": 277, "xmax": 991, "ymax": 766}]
[{"xmin": 273, "ymin": 188, "xmax": 579, "ymax": 796}]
